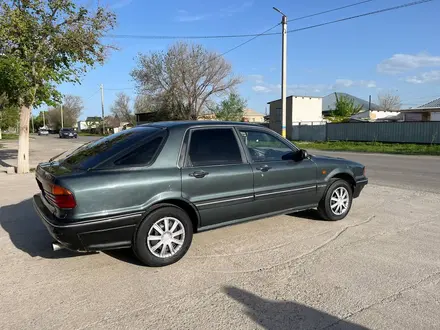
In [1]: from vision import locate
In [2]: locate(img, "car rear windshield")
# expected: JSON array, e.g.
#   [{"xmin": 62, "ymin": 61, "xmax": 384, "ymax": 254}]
[{"xmin": 59, "ymin": 127, "xmax": 161, "ymax": 170}]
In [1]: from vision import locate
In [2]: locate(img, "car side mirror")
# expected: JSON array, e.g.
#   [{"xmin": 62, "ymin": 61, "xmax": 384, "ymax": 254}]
[{"xmin": 300, "ymin": 149, "xmax": 309, "ymax": 160}]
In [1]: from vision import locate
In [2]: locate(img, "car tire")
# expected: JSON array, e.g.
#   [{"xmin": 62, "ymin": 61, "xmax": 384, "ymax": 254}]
[
  {"xmin": 133, "ymin": 206, "xmax": 193, "ymax": 267},
  {"xmin": 317, "ymin": 179, "xmax": 353, "ymax": 221}
]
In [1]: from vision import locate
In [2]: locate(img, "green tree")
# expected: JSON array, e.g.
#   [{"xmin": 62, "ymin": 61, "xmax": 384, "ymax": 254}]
[
  {"xmin": 131, "ymin": 42, "xmax": 242, "ymax": 120},
  {"xmin": 211, "ymin": 93, "xmax": 247, "ymax": 121},
  {"xmin": 0, "ymin": 95, "xmax": 20, "ymax": 138},
  {"xmin": 111, "ymin": 92, "xmax": 136, "ymax": 126},
  {"xmin": 46, "ymin": 95, "xmax": 83, "ymax": 130},
  {"xmin": 31, "ymin": 112, "xmax": 45, "ymax": 131},
  {"xmin": 0, "ymin": 0, "xmax": 116, "ymax": 173},
  {"xmin": 330, "ymin": 93, "xmax": 363, "ymax": 122}
]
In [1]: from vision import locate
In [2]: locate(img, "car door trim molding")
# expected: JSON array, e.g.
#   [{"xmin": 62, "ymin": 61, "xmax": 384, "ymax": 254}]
[
  {"xmin": 255, "ymin": 185, "xmax": 316, "ymax": 198},
  {"xmin": 195, "ymin": 194, "xmax": 254, "ymax": 207}
]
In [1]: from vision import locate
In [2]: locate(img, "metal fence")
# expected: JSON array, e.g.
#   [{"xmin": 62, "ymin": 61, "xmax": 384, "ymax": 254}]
[
  {"xmin": 291, "ymin": 121, "xmax": 440, "ymax": 144},
  {"xmin": 291, "ymin": 121, "xmax": 326, "ymax": 142}
]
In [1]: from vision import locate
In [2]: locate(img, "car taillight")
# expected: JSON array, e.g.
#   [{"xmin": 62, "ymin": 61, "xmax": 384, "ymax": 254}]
[{"xmin": 47, "ymin": 184, "xmax": 76, "ymax": 209}]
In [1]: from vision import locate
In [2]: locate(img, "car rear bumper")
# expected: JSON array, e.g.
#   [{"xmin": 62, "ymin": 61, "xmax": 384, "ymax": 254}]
[
  {"xmin": 353, "ymin": 178, "xmax": 368, "ymax": 198},
  {"xmin": 33, "ymin": 193, "xmax": 142, "ymax": 252}
]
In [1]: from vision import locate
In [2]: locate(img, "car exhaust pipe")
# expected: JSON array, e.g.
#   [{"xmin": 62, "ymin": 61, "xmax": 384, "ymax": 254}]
[{"xmin": 52, "ymin": 242, "xmax": 64, "ymax": 251}]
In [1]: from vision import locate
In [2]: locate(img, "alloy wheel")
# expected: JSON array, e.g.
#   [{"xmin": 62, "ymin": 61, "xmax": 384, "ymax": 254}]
[
  {"xmin": 146, "ymin": 217, "xmax": 185, "ymax": 258},
  {"xmin": 330, "ymin": 187, "xmax": 349, "ymax": 215}
]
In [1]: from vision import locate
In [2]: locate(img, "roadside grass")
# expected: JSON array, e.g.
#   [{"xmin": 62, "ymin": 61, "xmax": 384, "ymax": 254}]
[
  {"xmin": 78, "ymin": 132, "xmax": 103, "ymax": 136},
  {"xmin": 293, "ymin": 141, "xmax": 440, "ymax": 156},
  {"xmin": 0, "ymin": 133, "xmax": 18, "ymax": 140}
]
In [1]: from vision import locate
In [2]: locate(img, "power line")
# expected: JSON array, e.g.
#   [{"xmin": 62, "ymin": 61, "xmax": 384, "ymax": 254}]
[
  {"xmin": 218, "ymin": 23, "xmax": 280, "ymax": 57},
  {"xmin": 105, "ymin": 87, "xmax": 134, "ymax": 91},
  {"xmin": 287, "ymin": 0, "xmax": 435, "ymax": 33},
  {"xmin": 84, "ymin": 89, "xmax": 100, "ymax": 100},
  {"xmin": 287, "ymin": 0, "xmax": 375, "ymax": 22},
  {"xmin": 104, "ymin": 0, "xmax": 434, "ymax": 40}
]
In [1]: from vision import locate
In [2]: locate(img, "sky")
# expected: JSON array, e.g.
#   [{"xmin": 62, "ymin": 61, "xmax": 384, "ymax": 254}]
[{"xmin": 46, "ymin": 0, "xmax": 440, "ymax": 120}]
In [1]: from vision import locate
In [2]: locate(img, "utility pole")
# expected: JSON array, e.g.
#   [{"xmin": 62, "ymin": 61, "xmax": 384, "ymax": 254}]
[
  {"xmin": 42, "ymin": 111, "xmax": 46, "ymax": 127},
  {"xmin": 369, "ymin": 95, "xmax": 372, "ymax": 111},
  {"xmin": 100, "ymin": 84, "xmax": 105, "ymax": 135},
  {"xmin": 31, "ymin": 113, "xmax": 34, "ymax": 133},
  {"xmin": 274, "ymin": 7, "xmax": 287, "ymax": 138},
  {"xmin": 60, "ymin": 100, "xmax": 64, "ymax": 129}
]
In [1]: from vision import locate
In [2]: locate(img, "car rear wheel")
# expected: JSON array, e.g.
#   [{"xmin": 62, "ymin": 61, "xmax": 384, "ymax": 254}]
[
  {"xmin": 133, "ymin": 206, "xmax": 193, "ymax": 267},
  {"xmin": 318, "ymin": 179, "xmax": 353, "ymax": 221}
]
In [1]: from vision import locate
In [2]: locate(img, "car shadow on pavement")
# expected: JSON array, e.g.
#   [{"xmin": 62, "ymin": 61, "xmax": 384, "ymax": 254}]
[
  {"xmin": 288, "ymin": 209, "xmax": 328, "ymax": 221},
  {"xmin": 104, "ymin": 249, "xmax": 144, "ymax": 266},
  {"xmin": 0, "ymin": 198, "xmax": 89, "ymax": 259},
  {"xmin": 223, "ymin": 286, "xmax": 367, "ymax": 330}
]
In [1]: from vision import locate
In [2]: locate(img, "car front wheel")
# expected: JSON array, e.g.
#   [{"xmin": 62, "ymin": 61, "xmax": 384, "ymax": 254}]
[
  {"xmin": 133, "ymin": 206, "xmax": 193, "ymax": 267},
  {"xmin": 318, "ymin": 179, "xmax": 353, "ymax": 221}
]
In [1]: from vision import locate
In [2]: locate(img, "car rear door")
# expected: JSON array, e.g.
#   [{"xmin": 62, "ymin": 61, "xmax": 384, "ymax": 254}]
[
  {"xmin": 180, "ymin": 127, "xmax": 254, "ymax": 229},
  {"xmin": 237, "ymin": 127, "xmax": 318, "ymax": 215}
]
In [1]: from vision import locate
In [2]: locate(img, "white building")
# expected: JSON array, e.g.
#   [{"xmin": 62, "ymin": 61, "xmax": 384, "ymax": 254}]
[{"xmin": 268, "ymin": 95, "xmax": 323, "ymax": 139}]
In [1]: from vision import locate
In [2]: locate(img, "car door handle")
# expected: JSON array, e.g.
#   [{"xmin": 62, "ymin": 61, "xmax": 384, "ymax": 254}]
[
  {"xmin": 256, "ymin": 165, "xmax": 272, "ymax": 172},
  {"xmin": 189, "ymin": 170, "xmax": 209, "ymax": 178}
]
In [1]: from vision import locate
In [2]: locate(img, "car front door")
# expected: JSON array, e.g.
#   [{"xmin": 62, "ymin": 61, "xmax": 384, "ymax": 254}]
[
  {"xmin": 237, "ymin": 128, "xmax": 318, "ymax": 215},
  {"xmin": 180, "ymin": 127, "xmax": 255, "ymax": 229}
]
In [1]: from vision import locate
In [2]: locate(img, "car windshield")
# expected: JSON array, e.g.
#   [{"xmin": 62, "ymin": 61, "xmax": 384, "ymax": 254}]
[{"xmin": 59, "ymin": 127, "xmax": 160, "ymax": 170}]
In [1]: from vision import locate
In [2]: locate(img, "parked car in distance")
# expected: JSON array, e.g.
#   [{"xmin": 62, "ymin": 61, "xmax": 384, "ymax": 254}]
[
  {"xmin": 38, "ymin": 127, "xmax": 49, "ymax": 136},
  {"xmin": 33, "ymin": 121, "xmax": 368, "ymax": 267},
  {"xmin": 59, "ymin": 127, "xmax": 78, "ymax": 138}
]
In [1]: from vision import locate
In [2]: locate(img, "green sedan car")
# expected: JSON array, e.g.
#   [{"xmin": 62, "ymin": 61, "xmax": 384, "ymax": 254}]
[{"xmin": 33, "ymin": 121, "xmax": 368, "ymax": 267}]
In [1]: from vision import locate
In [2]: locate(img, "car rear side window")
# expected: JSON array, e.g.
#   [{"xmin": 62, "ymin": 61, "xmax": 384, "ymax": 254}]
[
  {"xmin": 114, "ymin": 136, "xmax": 164, "ymax": 166},
  {"xmin": 187, "ymin": 128, "xmax": 243, "ymax": 167},
  {"xmin": 60, "ymin": 127, "xmax": 161, "ymax": 169}
]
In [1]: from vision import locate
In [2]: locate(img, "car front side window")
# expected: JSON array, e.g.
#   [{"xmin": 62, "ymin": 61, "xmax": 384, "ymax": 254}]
[
  {"xmin": 239, "ymin": 129, "xmax": 296, "ymax": 162},
  {"xmin": 186, "ymin": 128, "xmax": 243, "ymax": 167}
]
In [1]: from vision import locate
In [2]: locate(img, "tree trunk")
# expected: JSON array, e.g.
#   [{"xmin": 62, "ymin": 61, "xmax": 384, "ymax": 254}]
[
  {"xmin": 17, "ymin": 105, "xmax": 31, "ymax": 174},
  {"xmin": 0, "ymin": 128, "xmax": 2, "ymax": 140}
]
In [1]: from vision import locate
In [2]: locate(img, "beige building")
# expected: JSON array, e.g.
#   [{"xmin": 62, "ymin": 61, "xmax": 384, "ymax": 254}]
[
  {"xmin": 268, "ymin": 95, "xmax": 323, "ymax": 138},
  {"xmin": 197, "ymin": 108, "xmax": 265, "ymax": 122},
  {"xmin": 242, "ymin": 108, "xmax": 265, "ymax": 123}
]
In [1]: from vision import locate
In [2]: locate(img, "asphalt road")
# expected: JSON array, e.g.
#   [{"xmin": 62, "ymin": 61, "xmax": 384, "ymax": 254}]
[
  {"xmin": 307, "ymin": 150, "xmax": 440, "ymax": 194},
  {"xmin": 0, "ymin": 136, "xmax": 440, "ymax": 329},
  {"xmin": 10, "ymin": 134, "xmax": 440, "ymax": 193}
]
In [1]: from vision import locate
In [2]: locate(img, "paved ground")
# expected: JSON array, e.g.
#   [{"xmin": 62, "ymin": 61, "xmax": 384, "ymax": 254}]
[
  {"xmin": 0, "ymin": 137, "xmax": 440, "ymax": 329},
  {"xmin": 307, "ymin": 149, "xmax": 440, "ymax": 194},
  {"xmin": 0, "ymin": 134, "xmax": 97, "ymax": 170}
]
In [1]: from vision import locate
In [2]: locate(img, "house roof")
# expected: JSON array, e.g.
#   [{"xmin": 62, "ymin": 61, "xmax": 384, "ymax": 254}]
[
  {"xmin": 322, "ymin": 92, "xmax": 378, "ymax": 112},
  {"xmin": 418, "ymin": 97, "xmax": 440, "ymax": 108},
  {"xmin": 267, "ymin": 95, "xmax": 322, "ymax": 104},
  {"xmin": 243, "ymin": 108, "xmax": 264, "ymax": 117},
  {"xmin": 85, "ymin": 116, "xmax": 103, "ymax": 122},
  {"xmin": 399, "ymin": 107, "xmax": 440, "ymax": 113}
]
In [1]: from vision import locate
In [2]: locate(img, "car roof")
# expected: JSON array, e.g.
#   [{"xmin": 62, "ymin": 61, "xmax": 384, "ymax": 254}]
[{"xmin": 139, "ymin": 120, "xmax": 265, "ymax": 130}]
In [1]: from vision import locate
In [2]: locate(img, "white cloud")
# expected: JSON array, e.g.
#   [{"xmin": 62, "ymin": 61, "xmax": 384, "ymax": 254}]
[
  {"xmin": 251, "ymin": 77, "xmax": 376, "ymax": 95},
  {"xmin": 175, "ymin": 10, "xmax": 210, "ymax": 22},
  {"xmin": 252, "ymin": 79, "xmax": 376, "ymax": 95},
  {"xmin": 377, "ymin": 52, "xmax": 440, "ymax": 74},
  {"xmin": 248, "ymin": 74, "xmax": 264, "ymax": 84},
  {"xmin": 221, "ymin": 1, "xmax": 253, "ymax": 16},
  {"xmin": 405, "ymin": 70, "xmax": 440, "ymax": 84},
  {"xmin": 110, "ymin": 0, "xmax": 133, "ymax": 9},
  {"xmin": 334, "ymin": 79, "xmax": 354, "ymax": 87},
  {"xmin": 252, "ymin": 85, "xmax": 271, "ymax": 93},
  {"xmin": 177, "ymin": 2, "xmax": 252, "ymax": 22}
]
